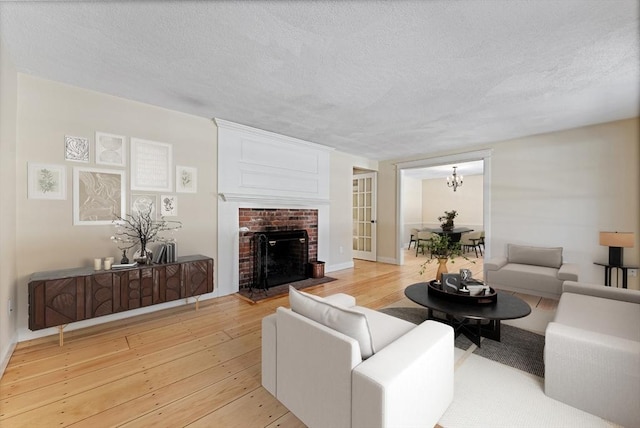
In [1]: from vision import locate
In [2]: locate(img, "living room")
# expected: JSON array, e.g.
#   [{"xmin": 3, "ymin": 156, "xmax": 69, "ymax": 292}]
[{"xmin": 1, "ymin": 2, "xmax": 638, "ymax": 427}]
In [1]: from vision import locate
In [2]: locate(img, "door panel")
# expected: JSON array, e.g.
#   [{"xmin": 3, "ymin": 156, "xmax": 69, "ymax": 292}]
[{"xmin": 353, "ymin": 172, "xmax": 377, "ymax": 261}]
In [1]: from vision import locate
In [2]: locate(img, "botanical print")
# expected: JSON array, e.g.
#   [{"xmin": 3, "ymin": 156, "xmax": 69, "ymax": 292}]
[
  {"xmin": 73, "ymin": 167, "xmax": 125, "ymax": 225},
  {"xmin": 160, "ymin": 195, "xmax": 178, "ymax": 216},
  {"xmin": 96, "ymin": 132, "xmax": 126, "ymax": 167},
  {"xmin": 28, "ymin": 163, "xmax": 67, "ymax": 200},
  {"xmin": 131, "ymin": 194, "xmax": 157, "ymax": 219},
  {"xmin": 176, "ymin": 166, "xmax": 197, "ymax": 193},
  {"xmin": 65, "ymin": 135, "xmax": 90, "ymax": 162}
]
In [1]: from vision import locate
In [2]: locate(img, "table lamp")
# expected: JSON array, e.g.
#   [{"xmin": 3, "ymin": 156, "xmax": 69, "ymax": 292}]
[{"xmin": 599, "ymin": 232, "xmax": 635, "ymax": 267}]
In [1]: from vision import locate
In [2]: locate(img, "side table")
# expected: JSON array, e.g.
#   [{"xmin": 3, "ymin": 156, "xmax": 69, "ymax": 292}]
[{"xmin": 593, "ymin": 262, "xmax": 638, "ymax": 289}]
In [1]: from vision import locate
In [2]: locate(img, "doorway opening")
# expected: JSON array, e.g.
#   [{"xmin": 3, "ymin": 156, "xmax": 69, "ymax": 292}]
[{"xmin": 395, "ymin": 149, "xmax": 492, "ymax": 266}]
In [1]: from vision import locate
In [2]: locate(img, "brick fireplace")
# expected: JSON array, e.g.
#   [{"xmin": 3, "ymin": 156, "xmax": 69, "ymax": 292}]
[{"xmin": 238, "ymin": 208, "xmax": 318, "ymax": 289}]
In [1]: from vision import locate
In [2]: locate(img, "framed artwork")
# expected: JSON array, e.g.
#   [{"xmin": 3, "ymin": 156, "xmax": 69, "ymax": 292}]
[
  {"xmin": 64, "ymin": 135, "xmax": 90, "ymax": 163},
  {"xmin": 131, "ymin": 194, "xmax": 158, "ymax": 219},
  {"xmin": 130, "ymin": 138, "xmax": 172, "ymax": 192},
  {"xmin": 176, "ymin": 165, "xmax": 197, "ymax": 193},
  {"xmin": 28, "ymin": 162, "xmax": 67, "ymax": 200},
  {"xmin": 160, "ymin": 194, "xmax": 178, "ymax": 216},
  {"xmin": 73, "ymin": 167, "xmax": 126, "ymax": 225},
  {"xmin": 96, "ymin": 132, "xmax": 126, "ymax": 167}
]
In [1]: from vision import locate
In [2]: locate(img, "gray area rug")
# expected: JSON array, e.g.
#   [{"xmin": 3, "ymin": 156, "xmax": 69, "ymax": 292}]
[{"xmin": 379, "ymin": 306, "xmax": 545, "ymax": 378}]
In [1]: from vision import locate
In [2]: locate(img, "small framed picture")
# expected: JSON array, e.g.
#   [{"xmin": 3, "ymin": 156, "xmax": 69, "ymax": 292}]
[
  {"xmin": 441, "ymin": 273, "xmax": 461, "ymax": 293},
  {"xmin": 96, "ymin": 132, "xmax": 126, "ymax": 167},
  {"xmin": 176, "ymin": 165, "xmax": 197, "ymax": 193},
  {"xmin": 65, "ymin": 135, "xmax": 90, "ymax": 163},
  {"xmin": 160, "ymin": 194, "xmax": 178, "ymax": 216},
  {"xmin": 28, "ymin": 162, "xmax": 67, "ymax": 200},
  {"xmin": 131, "ymin": 194, "xmax": 157, "ymax": 219}
]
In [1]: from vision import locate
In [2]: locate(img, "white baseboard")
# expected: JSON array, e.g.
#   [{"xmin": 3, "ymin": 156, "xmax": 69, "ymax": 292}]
[
  {"xmin": 0, "ymin": 332, "xmax": 18, "ymax": 380},
  {"xmin": 376, "ymin": 256, "xmax": 398, "ymax": 264},
  {"xmin": 326, "ymin": 261, "xmax": 354, "ymax": 273}
]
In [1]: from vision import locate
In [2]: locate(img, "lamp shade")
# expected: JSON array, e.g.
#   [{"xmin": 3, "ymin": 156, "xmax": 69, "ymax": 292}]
[{"xmin": 599, "ymin": 232, "xmax": 635, "ymax": 248}]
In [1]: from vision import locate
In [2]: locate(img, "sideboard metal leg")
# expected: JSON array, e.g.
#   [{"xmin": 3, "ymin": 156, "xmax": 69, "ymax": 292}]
[{"xmin": 58, "ymin": 324, "xmax": 67, "ymax": 347}]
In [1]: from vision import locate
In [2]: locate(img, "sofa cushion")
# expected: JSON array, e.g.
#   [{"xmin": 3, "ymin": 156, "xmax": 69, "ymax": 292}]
[
  {"xmin": 489, "ymin": 263, "xmax": 562, "ymax": 296},
  {"xmin": 289, "ymin": 286, "xmax": 375, "ymax": 358},
  {"xmin": 508, "ymin": 244, "xmax": 563, "ymax": 268}
]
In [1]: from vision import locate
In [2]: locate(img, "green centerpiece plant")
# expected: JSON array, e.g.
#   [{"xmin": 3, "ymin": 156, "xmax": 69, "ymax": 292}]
[
  {"xmin": 438, "ymin": 210, "xmax": 458, "ymax": 231},
  {"xmin": 419, "ymin": 233, "xmax": 473, "ymax": 282}
]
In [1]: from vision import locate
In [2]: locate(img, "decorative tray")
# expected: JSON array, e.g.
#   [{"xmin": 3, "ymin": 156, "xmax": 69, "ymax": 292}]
[{"xmin": 427, "ymin": 280, "xmax": 497, "ymax": 305}]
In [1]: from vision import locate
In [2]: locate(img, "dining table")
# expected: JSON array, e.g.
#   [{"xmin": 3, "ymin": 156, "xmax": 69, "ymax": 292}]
[{"xmin": 422, "ymin": 227, "xmax": 474, "ymax": 243}]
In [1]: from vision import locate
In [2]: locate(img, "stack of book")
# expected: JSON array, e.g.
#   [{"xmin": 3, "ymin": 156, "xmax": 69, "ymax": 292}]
[{"xmin": 153, "ymin": 242, "xmax": 177, "ymax": 264}]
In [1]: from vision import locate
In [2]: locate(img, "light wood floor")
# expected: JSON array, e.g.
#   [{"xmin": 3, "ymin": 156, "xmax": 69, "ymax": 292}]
[{"xmin": 0, "ymin": 250, "xmax": 556, "ymax": 427}]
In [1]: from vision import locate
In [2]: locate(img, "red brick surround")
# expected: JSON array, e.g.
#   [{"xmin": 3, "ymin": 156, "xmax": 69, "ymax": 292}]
[{"xmin": 238, "ymin": 208, "xmax": 318, "ymax": 289}]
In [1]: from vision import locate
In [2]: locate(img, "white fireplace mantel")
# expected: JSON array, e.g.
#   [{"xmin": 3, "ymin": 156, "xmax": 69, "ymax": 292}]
[
  {"xmin": 219, "ymin": 192, "xmax": 330, "ymax": 206},
  {"xmin": 216, "ymin": 119, "xmax": 332, "ymax": 297}
]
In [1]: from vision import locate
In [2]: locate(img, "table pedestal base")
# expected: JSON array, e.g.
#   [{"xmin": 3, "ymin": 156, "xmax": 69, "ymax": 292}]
[{"xmin": 428, "ymin": 309, "xmax": 501, "ymax": 347}]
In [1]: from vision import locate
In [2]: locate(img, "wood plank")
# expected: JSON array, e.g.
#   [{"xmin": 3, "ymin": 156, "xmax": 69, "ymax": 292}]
[
  {"xmin": 265, "ymin": 411, "xmax": 306, "ymax": 428},
  {"xmin": 121, "ymin": 363, "xmax": 262, "ymax": 427},
  {"xmin": 185, "ymin": 387, "xmax": 289, "ymax": 428},
  {"xmin": 0, "ymin": 331, "xmax": 234, "ymax": 417},
  {"xmin": 1, "ymin": 333, "xmax": 261, "ymax": 424},
  {"xmin": 67, "ymin": 349, "xmax": 261, "ymax": 427},
  {"xmin": 1, "ymin": 338, "xmax": 129, "ymax": 382}
]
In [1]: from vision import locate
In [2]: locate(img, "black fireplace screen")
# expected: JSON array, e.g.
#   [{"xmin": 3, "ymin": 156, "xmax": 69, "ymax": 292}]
[{"xmin": 254, "ymin": 230, "xmax": 309, "ymax": 290}]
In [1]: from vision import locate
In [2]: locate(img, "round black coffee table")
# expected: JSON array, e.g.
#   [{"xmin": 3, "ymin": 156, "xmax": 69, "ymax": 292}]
[{"xmin": 405, "ymin": 282, "xmax": 531, "ymax": 347}]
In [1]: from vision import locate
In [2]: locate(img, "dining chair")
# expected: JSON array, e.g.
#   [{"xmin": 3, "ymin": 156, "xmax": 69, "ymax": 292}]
[
  {"xmin": 415, "ymin": 231, "xmax": 435, "ymax": 257},
  {"xmin": 460, "ymin": 230, "xmax": 483, "ymax": 257},
  {"xmin": 408, "ymin": 228, "xmax": 419, "ymax": 249}
]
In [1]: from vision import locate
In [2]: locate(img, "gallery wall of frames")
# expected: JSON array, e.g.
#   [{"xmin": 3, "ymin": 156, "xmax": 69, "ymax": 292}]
[{"xmin": 27, "ymin": 132, "xmax": 198, "ymax": 225}]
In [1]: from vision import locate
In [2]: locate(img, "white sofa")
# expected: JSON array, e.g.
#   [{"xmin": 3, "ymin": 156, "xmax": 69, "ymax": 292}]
[
  {"xmin": 545, "ymin": 281, "xmax": 640, "ymax": 428},
  {"xmin": 484, "ymin": 244, "xmax": 579, "ymax": 299},
  {"xmin": 262, "ymin": 287, "xmax": 454, "ymax": 428}
]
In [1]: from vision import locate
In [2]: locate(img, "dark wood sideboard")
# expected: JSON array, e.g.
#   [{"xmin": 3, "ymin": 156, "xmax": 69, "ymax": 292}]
[{"xmin": 29, "ymin": 255, "xmax": 214, "ymax": 343}]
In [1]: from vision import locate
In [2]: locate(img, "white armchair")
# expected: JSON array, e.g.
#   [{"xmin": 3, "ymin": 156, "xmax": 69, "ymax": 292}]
[{"xmin": 262, "ymin": 287, "xmax": 454, "ymax": 428}]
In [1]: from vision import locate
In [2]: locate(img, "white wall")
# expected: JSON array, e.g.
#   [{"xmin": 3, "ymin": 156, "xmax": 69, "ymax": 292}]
[
  {"xmin": 401, "ymin": 176, "xmax": 423, "ymax": 246},
  {"xmin": 421, "ymin": 174, "xmax": 484, "ymax": 230},
  {"xmin": 0, "ymin": 37, "xmax": 18, "ymax": 375},
  {"xmin": 15, "ymin": 75, "xmax": 217, "ymax": 341},
  {"xmin": 378, "ymin": 118, "xmax": 640, "ymax": 289},
  {"xmin": 489, "ymin": 119, "xmax": 639, "ymax": 288}
]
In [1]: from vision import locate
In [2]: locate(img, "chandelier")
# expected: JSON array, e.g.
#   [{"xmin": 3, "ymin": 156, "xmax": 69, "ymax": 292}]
[{"xmin": 446, "ymin": 166, "xmax": 463, "ymax": 192}]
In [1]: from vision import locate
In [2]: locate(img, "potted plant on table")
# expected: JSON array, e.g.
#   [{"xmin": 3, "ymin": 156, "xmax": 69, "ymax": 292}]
[
  {"xmin": 418, "ymin": 234, "xmax": 472, "ymax": 282},
  {"xmin": 438, "ymin": 210, "xmax": 458, "ymax": 232}
]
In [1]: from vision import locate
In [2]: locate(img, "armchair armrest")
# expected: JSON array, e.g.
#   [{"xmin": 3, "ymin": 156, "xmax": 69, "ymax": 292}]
[
  {"xmin": 352, "ymin": 321, "xmax": 454, "ymax": 428},
  {"xmin": 484, "ymin": 256, "xmax": 507, "ymax": 271},
  {"xmin": 562, "ymin": 281, "xmax": 640, "ymax": 304},
  {"xmin": 322, "ymin": 293, "xmax": 357, "ymax": 308},
  {"xmin": 557, "ymin": 263, "xmax": 579, "ymax": 281}
]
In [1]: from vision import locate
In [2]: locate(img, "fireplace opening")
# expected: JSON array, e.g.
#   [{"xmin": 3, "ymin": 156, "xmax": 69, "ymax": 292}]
[{"xmin": 254, "ymin": 229, "xmax": 309, "ymax": 290}]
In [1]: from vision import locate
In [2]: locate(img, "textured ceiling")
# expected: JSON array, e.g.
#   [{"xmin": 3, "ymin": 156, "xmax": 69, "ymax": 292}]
[{"xmin": 1, "ymin": 1, "xmax": 638, "ymax": 161}]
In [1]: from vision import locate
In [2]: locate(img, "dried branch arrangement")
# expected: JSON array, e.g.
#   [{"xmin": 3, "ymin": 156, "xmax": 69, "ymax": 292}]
[{"xmin": 110, "ymin": 205, "xmax": 182, "ymax": 257}]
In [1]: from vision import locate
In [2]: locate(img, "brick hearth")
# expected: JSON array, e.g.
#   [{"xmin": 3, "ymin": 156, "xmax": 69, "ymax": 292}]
[{"xmin": 238, "ymin": 208, "xmax": 318, "ymax": 289}]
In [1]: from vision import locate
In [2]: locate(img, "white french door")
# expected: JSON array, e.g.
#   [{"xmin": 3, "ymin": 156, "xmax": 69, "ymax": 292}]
[{"xmin": 352, "ymin": 172, "xmax": 377, "ymax": 261}]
